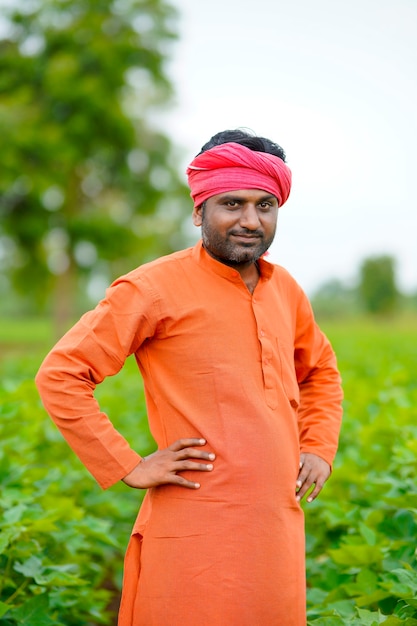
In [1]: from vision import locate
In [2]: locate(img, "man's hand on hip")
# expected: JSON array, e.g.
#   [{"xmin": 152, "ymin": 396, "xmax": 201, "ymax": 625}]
[{"xmin": 122, "ymin": 438, "xmax": 215, "ymax": 490}]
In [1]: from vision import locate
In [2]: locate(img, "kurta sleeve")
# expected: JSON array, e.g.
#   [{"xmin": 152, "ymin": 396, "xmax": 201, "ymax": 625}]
[
  {"xmin": 35, "ymin": 277, "xmax": 156, "ymax": 489},
  {"xmin": 293, "ymin": 290, "xmax": 343, "ymax": 467}
]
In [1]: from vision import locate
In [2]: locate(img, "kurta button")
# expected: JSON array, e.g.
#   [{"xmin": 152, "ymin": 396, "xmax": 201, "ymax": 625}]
[{"xmin": 260, "ymin": 330, "xmax": 265, "ymax": 337}]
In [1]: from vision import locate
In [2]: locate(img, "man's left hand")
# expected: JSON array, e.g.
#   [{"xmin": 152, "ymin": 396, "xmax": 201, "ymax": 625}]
[{"xmin": 296, "ymin": 453, "xmax": 331, "ymax": 503}]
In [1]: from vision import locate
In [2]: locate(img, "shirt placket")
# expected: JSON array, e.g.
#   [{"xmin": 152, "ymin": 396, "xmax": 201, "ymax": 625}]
[{"xmin": 253, "ymin": 296, "xmax": 278, "ymax": 410}]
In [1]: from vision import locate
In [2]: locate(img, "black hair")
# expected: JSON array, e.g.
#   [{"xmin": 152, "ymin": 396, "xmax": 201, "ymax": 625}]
[{"xmin": 197, "ymin": 128, "xmax": 287, "ymax": 162}]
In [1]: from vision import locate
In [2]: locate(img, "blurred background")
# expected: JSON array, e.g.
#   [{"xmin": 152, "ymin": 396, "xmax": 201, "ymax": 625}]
[
  {"xmin": 1, "ymin": 0, "xmax": 416, "ymax": 335},
  {"xmin": 1, "ymin": 3, "xmax": 417, "ymax": 625}
]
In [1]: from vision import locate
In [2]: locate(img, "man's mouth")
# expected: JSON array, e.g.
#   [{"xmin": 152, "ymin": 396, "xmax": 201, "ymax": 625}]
[
  {"xmin": 230, "ymin": 233, "xmax": 262, "ymax": 242},
  {"xmin": 230, "ymin": 232, "xmax": 262, "ymax": 239}
]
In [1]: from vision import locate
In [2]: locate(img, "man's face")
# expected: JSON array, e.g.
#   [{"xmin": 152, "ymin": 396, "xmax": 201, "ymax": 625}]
[{"xmin": 192, "ymin": 189, "xmax": 279, "ymax": 267}]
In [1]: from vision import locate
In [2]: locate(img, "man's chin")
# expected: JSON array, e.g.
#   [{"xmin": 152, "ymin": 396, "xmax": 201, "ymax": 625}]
[
  {"xmin": 236, "ymin": 243, "xmax": 270, "ymax": 262},
  {"xmin": 227, "ymin": 249, "xmax": 265, "ymax": 265},
  {"xmin": 202, "ymin": 238, "xmax": 270, "ymax": 266}
]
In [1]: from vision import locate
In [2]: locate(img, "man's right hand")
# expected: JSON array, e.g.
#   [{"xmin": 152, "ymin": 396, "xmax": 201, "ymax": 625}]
[{"xmin": 122, "ymin": 438, "xmax": 215, "ymax": 490}]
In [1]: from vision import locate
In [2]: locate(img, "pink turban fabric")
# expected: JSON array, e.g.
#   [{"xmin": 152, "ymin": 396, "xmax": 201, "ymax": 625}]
[{"xmin": 186, "ymin": 142, "xmax": 292, "ymax": 208}]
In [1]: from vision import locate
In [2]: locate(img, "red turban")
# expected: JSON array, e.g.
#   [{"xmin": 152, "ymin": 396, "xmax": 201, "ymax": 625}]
[{"xmin": 186, "ymin": 142, "xmax": 292, "ymax": 208}]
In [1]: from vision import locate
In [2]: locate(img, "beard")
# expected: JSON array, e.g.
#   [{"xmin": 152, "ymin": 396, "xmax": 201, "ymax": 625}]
[{"xmin": 201, "ymin": 218, "xmax": 275, "ymax": 267}]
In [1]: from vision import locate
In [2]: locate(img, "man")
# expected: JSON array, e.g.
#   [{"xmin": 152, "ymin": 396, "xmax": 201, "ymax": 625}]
[{"xmin": 36, "ymin": 129, "xmax": 343, "ymax": 626}]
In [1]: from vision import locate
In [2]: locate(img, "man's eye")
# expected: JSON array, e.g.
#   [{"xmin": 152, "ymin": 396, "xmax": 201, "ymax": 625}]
[{"xmin": 259, "ymin": 202, "xmax": 272, "ymax": 209}]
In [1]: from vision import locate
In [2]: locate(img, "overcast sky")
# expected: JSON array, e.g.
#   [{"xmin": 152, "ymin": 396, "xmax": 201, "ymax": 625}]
[{"xmin": 160, "ymin": 0, "xmax": 417, "ymax": 295}]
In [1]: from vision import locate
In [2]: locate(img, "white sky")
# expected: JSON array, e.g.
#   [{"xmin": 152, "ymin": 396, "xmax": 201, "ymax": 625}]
[{"xmin": 159, "ymin": 0, "xmax": 417, "ymax": 295}]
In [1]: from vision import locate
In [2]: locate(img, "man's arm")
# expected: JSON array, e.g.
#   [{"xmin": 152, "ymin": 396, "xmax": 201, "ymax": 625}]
[
  {"xmin": 35, "ymin": 289, "xmax": 145, "ymax": 489},
  {"xmin": 292, "ymin": 291, "xmax": 343, "ymax": 502},
  {"xmin": 36, "ymin": 278, "xmax": 217, "ymax": 489}
]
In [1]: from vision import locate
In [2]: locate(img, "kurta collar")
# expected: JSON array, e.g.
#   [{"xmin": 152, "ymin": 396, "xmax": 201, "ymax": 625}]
[{"xmin": 191, "ymin": 240, "xmax": 274, "ymax": 284}]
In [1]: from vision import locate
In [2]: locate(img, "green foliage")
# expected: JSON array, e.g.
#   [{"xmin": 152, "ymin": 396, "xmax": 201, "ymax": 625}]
[
  {"xmin": 306, "ymin": 319, "xmax": 417, "ymax": 624},
  {"xmin": 0, "ymin": 0, "xmax": 190, "ymax": 317},
  {"xmin": 0, "ymin": 352, "xmax": 154, "ymax": 625},
  {"xmin": 1, "ymin": 317, "xmax": 417, "ymax": 623},
  {"xmin": 358, "ymin": 255, "xmax": 399, "ymax": 315}
]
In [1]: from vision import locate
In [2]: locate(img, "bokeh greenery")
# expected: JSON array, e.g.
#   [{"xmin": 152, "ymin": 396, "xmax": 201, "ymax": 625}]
[
  {"xmin": 0, "ymin": 0, "xmax": 190, "ymax": 328},
  {"xmin": 305, "ymin": 319, "xmax": 417, "ymax": 625},
  {"xmin": 310, "ymin": 255, "xmax": 417, "ymax": 320},
  {"xmin": 1, "ymin": 317, "xmax": 416, "ymax": 624},
  {"xmin": 0, "ymin": 343, "xmax": 153, "ymax": 625}
]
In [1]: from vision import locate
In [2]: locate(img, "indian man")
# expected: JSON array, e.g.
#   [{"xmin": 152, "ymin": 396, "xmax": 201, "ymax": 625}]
[{"xmin": 36, "ymin": 128, "xmax": 343, "ymax": 626}]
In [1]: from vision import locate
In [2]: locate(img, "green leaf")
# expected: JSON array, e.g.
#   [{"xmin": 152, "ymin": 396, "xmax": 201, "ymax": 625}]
[
  {"xmin": 0, "ymin": 601, "xmax": 12, "ymax": 618},
  {"xmin": 0, "ymin": 526, "xmax": 21, "ymax": 554},
  {"xmin": 307, "ymin": 617, "xmax": 346, "ymax": 625},
  {"xmin": 356, "ymin": 569, "xmax": 378, "ymax": 594},
  {"xmin": 14, "ymin": 556, "xmax": 46, "ymax": 582},
  {"xmin": 356, "ymin": 607, "xmax": 386, "ymax": 624},
  {"xmin": 329, "ymin": 543, "xmax": 384, "ymax": 566},
  {"xmin": 359, "ymin": 522, "xmax": 378, "ymax": 546},
  {"xmin": 9, "ymin": 594, "xmax": 57, "ymax": 625},
  {"xmin": 391, "ymin": 568, "xmax": 417, "ymax": 594},
  {"xmin": 3, "ymin": 502, "xmax": 27, "ymax": 523},
  {"xmin": 382, "ymin": 617, "xmax": 417, "ymax": 625}
]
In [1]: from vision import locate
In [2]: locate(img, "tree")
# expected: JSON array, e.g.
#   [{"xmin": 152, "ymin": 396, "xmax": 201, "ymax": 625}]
[
  {"xmin": 359, "ymin": 255, "xmax": 399, "ymax": 315},
  {"xmin": 0, "ymin": 0, "xmax": 189, "ymax": 328}
]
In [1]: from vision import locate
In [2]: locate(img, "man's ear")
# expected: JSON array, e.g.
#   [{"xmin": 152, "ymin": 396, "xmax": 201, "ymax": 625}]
[{"xmin": 192, "ymin": 205, "xmax": 203, "ymax": 227}]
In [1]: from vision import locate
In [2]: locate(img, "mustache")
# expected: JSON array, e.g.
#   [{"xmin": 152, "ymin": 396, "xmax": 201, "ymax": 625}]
[{"xmin": 229, "ymin": 229, "xmax": 264, "ymax": 238}]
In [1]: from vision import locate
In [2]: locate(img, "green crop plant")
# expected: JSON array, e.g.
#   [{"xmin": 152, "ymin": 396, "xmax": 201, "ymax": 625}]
[{"xmin": 1, "ymin": 318, "xmax": 416, "ymax": 624}]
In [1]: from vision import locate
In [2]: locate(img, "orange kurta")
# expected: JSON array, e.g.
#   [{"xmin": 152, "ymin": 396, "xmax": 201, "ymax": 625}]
[{"xmin": 36, "ymin": 241, "xmax": 343, "ymax": 626}]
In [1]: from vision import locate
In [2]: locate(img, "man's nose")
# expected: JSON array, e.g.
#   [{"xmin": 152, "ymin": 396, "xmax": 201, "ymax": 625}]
[{"xmin": 239, "ymin": 205, "xmax": 261, "ymax": 230}]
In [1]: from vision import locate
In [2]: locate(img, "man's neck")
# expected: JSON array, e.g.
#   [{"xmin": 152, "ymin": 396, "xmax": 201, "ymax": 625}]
[
  {"xmin": 202, "ymin": 245, "xmax": 261, "ymax": 293},
  {"xmin": 239, "ymin": 262, "xmax": 260, "ymax": 294}
]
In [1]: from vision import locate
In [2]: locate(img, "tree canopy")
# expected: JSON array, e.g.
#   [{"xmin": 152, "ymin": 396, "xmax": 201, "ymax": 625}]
[
  {"xmin": 0, "ymin": 0, "xmax": 190, "ymax": 322},
  {"xmin": 359, "ymin": 255, "xmax": 399, "ymax": 315}
]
